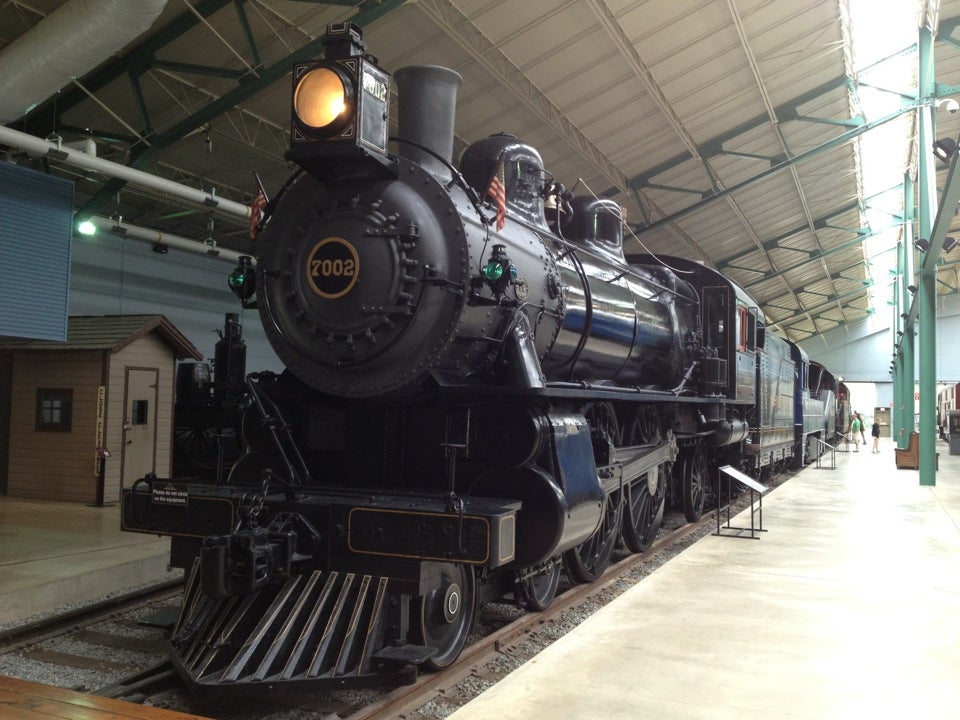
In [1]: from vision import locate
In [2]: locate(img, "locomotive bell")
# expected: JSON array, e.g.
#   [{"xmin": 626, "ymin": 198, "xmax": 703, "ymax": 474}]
[{"xmin": 287, "ymin": 23, "xmax": 393, "ymax": 178}]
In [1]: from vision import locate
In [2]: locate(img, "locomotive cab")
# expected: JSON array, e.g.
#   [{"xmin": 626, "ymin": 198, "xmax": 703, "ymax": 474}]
[{"xmin": 705, "ymin": 288, "xmax": 758, "ymax": 405}]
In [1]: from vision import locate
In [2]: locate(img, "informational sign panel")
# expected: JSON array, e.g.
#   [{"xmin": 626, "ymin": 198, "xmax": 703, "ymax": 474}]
[{"xmin": 718, "ymin": 464, "xmax": 768, "ymax": 494}]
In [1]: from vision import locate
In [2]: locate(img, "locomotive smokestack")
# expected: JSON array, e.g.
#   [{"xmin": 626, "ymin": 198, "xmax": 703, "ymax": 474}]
[{"xmin": 394, "ymin": 65, "xmax": 462, "ymax": 180}]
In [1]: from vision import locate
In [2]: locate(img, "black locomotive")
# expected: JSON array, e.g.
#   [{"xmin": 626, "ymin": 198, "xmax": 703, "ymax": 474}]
[{"xmin": 122, "ymin": 23, "xmax": 847, "ymax": 696}]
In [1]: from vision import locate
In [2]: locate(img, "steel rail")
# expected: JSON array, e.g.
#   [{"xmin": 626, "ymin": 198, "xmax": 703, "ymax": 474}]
[
  {"xmin": 0, "ymin": 579, "xmax": 183, "ymax": 654},
  {"xmin": 347, "ymin": 509, "xmax": 722, "ymax": 720}
]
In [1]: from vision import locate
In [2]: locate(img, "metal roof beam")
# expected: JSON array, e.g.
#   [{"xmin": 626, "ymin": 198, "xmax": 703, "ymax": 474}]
[
  {"xmin": 625, "ymin": 75, "xmax": 849, "ymax": 192},
  {"xmin": 771, "ymin": 282, "xmax": 883, "ymax": 332},
  {"xmin": 75, "ymin": 0, "xmax": 408, "ymax": 220},
  {"xmin": 21, "ymin": 0, "xmax": 235, "ymax": 133},
  {"xmin": 631, "ymin": 103, "xmax": 916, "ymax": 237}
]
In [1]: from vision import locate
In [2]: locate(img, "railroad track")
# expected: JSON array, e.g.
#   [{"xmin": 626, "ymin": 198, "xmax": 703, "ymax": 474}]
[
  {"xmin": 0, "ymin": 580, "xmax": 184, "ymax": 707},
  {"xmin": 0, "ymin": 580, "xmax": 183, "ymax": 654}
]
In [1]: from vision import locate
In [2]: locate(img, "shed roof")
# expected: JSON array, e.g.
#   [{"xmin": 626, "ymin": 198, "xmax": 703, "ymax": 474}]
[
  {"xmin": 2, "ymin": 1, "xmax": 959, "ymax": 346},
  {"xmin": 0, "ymin": 315, "xmax": 202, "ymax": 361}
]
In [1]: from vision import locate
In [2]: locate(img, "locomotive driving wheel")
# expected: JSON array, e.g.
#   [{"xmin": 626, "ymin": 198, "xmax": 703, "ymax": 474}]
[
  {"xmin": 620, "ymin": 407, "xmax": 667, "ymax": 553},
  {"xmin": 680, "ymin": 443, "xmax": 708, "ymax": 522},
  {"xmin": 564, "ymin": 403, "xmax": 621, "ymax": 584},
  {"xmin": 416, "ymin": 563, "xmax": 477, "ymax": 670},
  {"xmin": 623, "ymin": 466, "xmax": 667, "ymax": 553}
]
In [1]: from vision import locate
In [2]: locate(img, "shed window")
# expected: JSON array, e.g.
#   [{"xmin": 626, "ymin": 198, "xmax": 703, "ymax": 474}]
[
  {"xmin": 36, "ymin": 388, "xmax": 73, "ymax": 432},
  {"xmin": 132, "ymin": 400, "xmax": 149, "ymax": 425}
]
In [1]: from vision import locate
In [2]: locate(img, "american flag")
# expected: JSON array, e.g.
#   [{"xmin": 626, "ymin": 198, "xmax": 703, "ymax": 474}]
[
  {"xmin": 249, "ymin": 189, "xmax": 267, "ymax": 240},
  {"xmin": 486, "ymin": 161, "xmax": 506, "ymax": 231}
]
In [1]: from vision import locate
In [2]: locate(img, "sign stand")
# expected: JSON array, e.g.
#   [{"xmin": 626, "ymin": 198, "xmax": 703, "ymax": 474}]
[
  {"xmin": 714, "ymin": 465, "xmax": 768, "ymax": 539},
  {"xmin": 814, "ymin": 438, "xmax": 837, "ymax": 469}
]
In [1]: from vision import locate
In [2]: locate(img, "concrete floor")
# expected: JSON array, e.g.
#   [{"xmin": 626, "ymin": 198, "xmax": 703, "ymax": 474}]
[
  {"xmin": 0, "ymin": 498, "xmax": 177, "ymax": 627},
  {"xmin": 450, "ymin": 439, "xmax": 960, "ymax": 720}
]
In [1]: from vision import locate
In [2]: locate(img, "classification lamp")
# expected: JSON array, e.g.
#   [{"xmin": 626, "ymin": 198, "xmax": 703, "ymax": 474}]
[
  {"xmin": 482, "ymin": 244, "xmax": 517, "ymax": 295},
  {"xmin": 228, "ymin": 256, "xmax": 256, "ymax": 308}
]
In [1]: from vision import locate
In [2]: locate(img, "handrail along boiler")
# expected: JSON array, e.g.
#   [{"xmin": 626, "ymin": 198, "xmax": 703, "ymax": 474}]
[{"xmin": 121, "ymin": 23, "xmax": 845, "ymax": 695}]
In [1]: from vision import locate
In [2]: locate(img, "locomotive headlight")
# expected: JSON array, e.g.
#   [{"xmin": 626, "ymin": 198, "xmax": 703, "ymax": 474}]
[
  {"xmin": 286, "ymin": 25, "xmax": 392, "ymax": 177},
  {"xmin": 293, "ymin": 68, "xmax": 351, "ymax": 129}
]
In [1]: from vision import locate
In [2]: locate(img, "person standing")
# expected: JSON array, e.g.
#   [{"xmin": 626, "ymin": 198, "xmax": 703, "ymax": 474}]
[
  {"xmin": 850, "ymin": 413, "xmax": 861, "ymax": 452},
  {"xmin": 871, "ymin": 419, "xmax": 881, "ymax": 453},
  {"xmin": 857, "ymin": 412, "xmax": 867, "ymax": 446}
]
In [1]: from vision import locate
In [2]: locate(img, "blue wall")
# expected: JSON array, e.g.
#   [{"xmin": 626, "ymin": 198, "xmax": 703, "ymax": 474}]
[{"xmin": 0, "ymin": 163, "xmax": 73, "ymax": 340}]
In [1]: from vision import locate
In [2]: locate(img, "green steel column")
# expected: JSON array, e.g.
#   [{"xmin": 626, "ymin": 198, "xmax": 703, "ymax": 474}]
[
  {"xmin": 901, "ymin": 175, "xmax": 915, "ymax": 449},
  {"xmin": 892, "ymin": 239, "xmax": 902, "ymax": 441},
  {"xmin": 917, "ymin": 24, "xmax": 937, "ymax": 486}
]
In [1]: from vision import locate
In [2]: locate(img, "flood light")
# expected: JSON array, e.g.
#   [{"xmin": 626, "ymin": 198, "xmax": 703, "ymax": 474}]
[{"xmin": 933, "ymin": 137, "xmax": 957, "ymax": 163}]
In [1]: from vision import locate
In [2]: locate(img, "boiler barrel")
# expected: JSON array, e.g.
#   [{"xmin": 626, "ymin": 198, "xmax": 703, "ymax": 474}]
[{"xmin": 542, "ymin": 258, "xmax": 693, "ymax": 387}]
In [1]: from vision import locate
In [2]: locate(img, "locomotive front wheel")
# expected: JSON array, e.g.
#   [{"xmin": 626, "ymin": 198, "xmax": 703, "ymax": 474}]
[
  {"xmin": 515, "ymin": 558, "xmax": 562, "ymax": 612},
  {"xmin": 681, "ymin": 444, "xmax": 707, "ymax": 522},
  {"xmin": 416, "ymin": 563, "xmax": 477, "ymax": 670}
]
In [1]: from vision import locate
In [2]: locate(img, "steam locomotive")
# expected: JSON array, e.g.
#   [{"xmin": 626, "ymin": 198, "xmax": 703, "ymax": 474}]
[{"xmin": 122, "ymin": 23, "xmax": 847, "ymax": 695}]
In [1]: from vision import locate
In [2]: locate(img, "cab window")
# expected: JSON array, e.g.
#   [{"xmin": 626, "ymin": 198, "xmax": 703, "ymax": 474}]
[{"xmin": 737, "ymin": 306, "xmax": 756, "ymax": 352}]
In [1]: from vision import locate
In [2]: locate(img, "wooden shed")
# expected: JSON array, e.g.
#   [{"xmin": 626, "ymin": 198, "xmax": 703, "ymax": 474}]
[{"xmin": 0, "ymin": 315, "xmax": 201, "ymax": 505}]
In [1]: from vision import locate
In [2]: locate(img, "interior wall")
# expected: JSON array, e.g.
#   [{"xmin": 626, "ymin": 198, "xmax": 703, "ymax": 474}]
[{"xmin": 69, "ymin": 233, "xmax": 282, "ymax": 375}]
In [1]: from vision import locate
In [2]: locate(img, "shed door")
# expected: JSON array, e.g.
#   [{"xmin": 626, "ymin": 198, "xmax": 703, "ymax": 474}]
[{"xmin": 122, "ymin": 368, "xmax": 158, "ymax": 489}]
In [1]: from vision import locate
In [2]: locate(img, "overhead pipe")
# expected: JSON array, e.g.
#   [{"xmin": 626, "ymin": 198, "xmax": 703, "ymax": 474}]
[
  {"xmin": 0, "ymin": 125, "xmax": 253, "ymax": 221},
  {"xmin": 0, "ymin": 0, "xmax": 169, "ymax": 124},
  {"xmin": 87, "ymin": 214, "xmax": 255, "ymax": 265}
]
